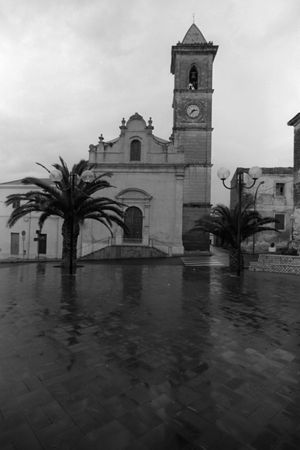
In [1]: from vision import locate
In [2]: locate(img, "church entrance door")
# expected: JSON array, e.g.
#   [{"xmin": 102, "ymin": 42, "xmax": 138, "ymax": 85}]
[{"xmin": 124, "ymin": 207, "xmax": 143, "ymax": 243}]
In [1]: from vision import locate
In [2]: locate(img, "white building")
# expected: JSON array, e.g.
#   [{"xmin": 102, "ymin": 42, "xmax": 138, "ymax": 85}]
[
  {"xmin": 230, "ymin": 167, "xmax": 294, "ymax": 252},
  {"xmin": 0, "ymin": 180, "xmax": 63, "ymax": 260},
  {"xmin": 288, "ymin": 112, "xmax": 300, "ymax": 250}
]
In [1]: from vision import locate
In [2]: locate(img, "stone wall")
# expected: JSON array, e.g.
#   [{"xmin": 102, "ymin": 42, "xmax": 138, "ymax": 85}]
[{"xmin": 182, "ymin": 205, "xmax": 210, "ymax": 250}]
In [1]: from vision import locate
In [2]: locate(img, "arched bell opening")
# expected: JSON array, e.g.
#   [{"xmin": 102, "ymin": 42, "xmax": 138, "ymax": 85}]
[{"xmin": 188, "ymin": 65, "xmax": 198, "ymax": 90}]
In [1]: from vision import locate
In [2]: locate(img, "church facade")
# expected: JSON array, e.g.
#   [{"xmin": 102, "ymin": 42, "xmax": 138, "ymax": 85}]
[
  {"xmin": 82, "ymin": 23, "xmax": 218, "ymax": 258},
  {"xmin": 0, "ymin": 24, "xmax": 218, "ymax": 260}
]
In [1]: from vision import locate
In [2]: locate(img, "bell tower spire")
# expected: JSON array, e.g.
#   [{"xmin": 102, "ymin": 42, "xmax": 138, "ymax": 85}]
[{"xmin": 171, "ymin": 24, "xmax": 218, "ymax": 251}]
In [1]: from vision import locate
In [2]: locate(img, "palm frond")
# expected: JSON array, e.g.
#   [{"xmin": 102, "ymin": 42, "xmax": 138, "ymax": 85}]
[
  {"xmin": 7, "ymin": 205, "xmax": 38, "ymax": 227},
  {"xmin": 38, "ymin": 211, "xmax": 52, "ymax": 229},
  {"xmin": 72, "ymin": 159, "xmax": 89, "ymax": 175},
  {"xmin": 35, "ymin": 162, "xmax": 51, "ymax": 173}
]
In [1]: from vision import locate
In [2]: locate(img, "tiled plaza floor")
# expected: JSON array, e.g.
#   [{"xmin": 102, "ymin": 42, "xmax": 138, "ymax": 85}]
[{"xmin": 0, "ymin": 259, "xmax": 299, "ymax": 449}]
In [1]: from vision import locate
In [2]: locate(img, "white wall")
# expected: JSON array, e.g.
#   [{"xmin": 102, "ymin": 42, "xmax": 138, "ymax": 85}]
[{"xmin": 0, "ymin": 183, "xmax": 62, "ymax": 260}]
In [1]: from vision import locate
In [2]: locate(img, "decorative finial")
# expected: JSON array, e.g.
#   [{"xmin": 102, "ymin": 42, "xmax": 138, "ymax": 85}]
[
  {"xmin": 193, "ymin": 13, "xmax": 195, "ymax": 24},
  {"xmin": 98, "ymin": 134, "xmax": 104, "ymax": 143},
  {"xmin": 146, "ymin": 117, "xmax": 154, "ymax": 132},
  {"xmin": 119, "ymin": 117, "xmax": 127, "ymax": 135}
]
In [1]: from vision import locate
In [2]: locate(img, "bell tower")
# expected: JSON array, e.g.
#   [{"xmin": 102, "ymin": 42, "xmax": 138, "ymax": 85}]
[{"xmin": 171, "ymin": 24, "xmax": 218, "ymax": 250}]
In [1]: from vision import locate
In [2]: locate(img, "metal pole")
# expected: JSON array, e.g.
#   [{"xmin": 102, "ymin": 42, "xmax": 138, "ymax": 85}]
[
  {"xmin": 237, "ymin": 172, "xmax": 242, "ymax": 276},
  {"xmin": 252, "ymin": 181, "xmax": 264, "ymax": 254},
  {"xmin": 69, "ymin": 173, "xmax": 74, "ymax": 275}
]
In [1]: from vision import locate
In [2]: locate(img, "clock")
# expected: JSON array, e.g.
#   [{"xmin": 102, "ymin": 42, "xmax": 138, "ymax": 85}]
[{"xmin": 186, "ymin": 104, "xmax": 200, "ymax": 118}]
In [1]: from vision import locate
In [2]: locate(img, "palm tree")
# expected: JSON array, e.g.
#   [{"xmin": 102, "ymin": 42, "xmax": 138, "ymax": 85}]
[
  {"xmin": 5, "ymin": 157, "xmax": 125, "ymax": 271},
  {"xmin": 193, "ymin": 202, "xmax": 277, "ymax": 272}
]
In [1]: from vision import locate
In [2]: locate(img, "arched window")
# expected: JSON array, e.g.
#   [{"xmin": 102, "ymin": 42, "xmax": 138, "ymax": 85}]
[
  {"xmin": 130, "ymin": 140, "xmax": 141, "ymax": 161},
  {"xmin": 189, "ymin": 65, "xmax": 198, "ymax": 90},
  {"xmin": 124, "ymin": 207, "xmax": 143, "ymax": 242}
]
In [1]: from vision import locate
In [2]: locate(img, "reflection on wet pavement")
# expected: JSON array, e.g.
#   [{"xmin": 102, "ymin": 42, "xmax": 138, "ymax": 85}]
[{"xmin": 0, "ymin": 262, "xmax": 299, "ymax": 449}]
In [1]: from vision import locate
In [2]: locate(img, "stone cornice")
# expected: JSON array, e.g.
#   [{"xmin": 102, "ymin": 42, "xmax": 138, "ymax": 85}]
[
  {"xmin": 93, "ymin": 163, "xmax": 186, "ymax": 173},
  {"xmin": 184, "ymin": 163, "xmax": 212, "ymax": 167},
  {"xmin": 173, "ymin": 126, "xmax": 213, "ymax": 132},
  {"xmin": 288, "ymin": 112, "xmax": 300, "ymax": 127},
  {"xmin": 183, "ymin": 202, "xmax": 211, "ymax": 208},
  {"xmin": 174, "ymin": 88, "xmax": 214, "ymax": 94},
  {"xmin": 93, "ymin": 162, "xmax": 212, "ymax": 172}
]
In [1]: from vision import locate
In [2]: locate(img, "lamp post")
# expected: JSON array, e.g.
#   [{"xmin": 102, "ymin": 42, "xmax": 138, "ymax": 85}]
[
  {"xmin": 290, "ymin": 213, "xmax": 295, "ymax": 242},
  {"xmin": 21, "ymin": 230, "xmax": 26, "ymax": 258},
  {"xmin": 217, "ymin": 166, "xmax": 262, "ymax": 276},
  {"xmin": 49, "ymin": 168, "xmax": 95, "ymax": 274},
  {"xmin": 252, "ymin": 180, "xmax": 265, "ymax": 254}
]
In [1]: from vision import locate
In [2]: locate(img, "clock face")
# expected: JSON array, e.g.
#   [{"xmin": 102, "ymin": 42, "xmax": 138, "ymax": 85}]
[{"xmin": 186, "ymin": 104, "xmax": 200, "ymax": 118}]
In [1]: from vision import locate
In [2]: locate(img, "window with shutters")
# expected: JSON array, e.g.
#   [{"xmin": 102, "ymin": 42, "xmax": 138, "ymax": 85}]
[
  {"xmin": 275, "ymin": 183, "xmax": 285, "ymax": 196},
  {"xmin": 275, "ymin": 213, "xmax": 285, "ymax": 231}
]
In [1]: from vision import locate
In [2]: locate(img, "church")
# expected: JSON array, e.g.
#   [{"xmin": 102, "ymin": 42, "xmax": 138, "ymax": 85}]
[
  {"xmin": 0, "ymin": 24, "xmax": 218, "ymax": 260},
  {"xmin": 81, "ymin": 23, "xmax": 218, "ymax": 259}
]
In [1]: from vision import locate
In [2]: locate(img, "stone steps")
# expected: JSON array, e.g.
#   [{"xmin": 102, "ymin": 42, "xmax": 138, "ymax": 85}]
[
  {"xmin": 249, "ymin": 253, "xmax": 300, "ymax": 274},
  {"xmin": 182, "ymin": 257, "xmax": 225, "ymax": 267},
  {"xmin": 81, "ymin": 245, "xmax": 167, "ymax": 260}
]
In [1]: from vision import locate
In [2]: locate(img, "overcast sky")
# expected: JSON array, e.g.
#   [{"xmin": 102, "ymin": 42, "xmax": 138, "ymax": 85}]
[{"xmin": 0, "ymin": 0, "xmax": 299, "ymax": 204}]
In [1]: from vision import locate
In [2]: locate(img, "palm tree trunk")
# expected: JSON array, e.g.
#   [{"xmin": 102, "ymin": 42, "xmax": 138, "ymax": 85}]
[
  {"xmin": 62, "ymin": 219, "xmax": 80, "ymax": 271},
  {"xmin": 229, "ymin": 248, "xmax": 244, "ymax": 274}
]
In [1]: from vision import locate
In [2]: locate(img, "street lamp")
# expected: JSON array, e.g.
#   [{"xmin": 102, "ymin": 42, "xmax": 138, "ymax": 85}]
[
  {"xmin": 252, "ymin": 180, "xmax": 265, "ymax": 254},
  {"xmin": 49, "ymin": 168, "xmax": 95, "ymax": 274},
  {"xmin": 217, "ymin": 166, "xmax": 262, "ymax": 276},
  {"xmin": 290, "ymin": 213, "xmax": 295, "ymax": 242}
]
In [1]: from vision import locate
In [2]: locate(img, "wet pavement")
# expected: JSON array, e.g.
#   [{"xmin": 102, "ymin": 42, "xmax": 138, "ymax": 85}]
[{"xmin": 0, "ymin": 260, "xmax": 299, "ymax": 450}]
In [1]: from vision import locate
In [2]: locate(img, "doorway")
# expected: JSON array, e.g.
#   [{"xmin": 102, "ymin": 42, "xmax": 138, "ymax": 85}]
[
  {"xmin": 10, "ymin": 232, "xmax": 20, "ymax": 255},
  {"xmin": 124, "ymin": 207, "xmax": 143, "ymax": 242}
]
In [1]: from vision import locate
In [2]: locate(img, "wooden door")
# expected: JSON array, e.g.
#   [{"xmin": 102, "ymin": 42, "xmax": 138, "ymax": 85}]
[
  {"xmin": 10, "ymin": 233, "xmax": 20, "ymax": 255},
  {"xmin": 124, "ymin": 207, "xmax": 143, "ymax": 242}
]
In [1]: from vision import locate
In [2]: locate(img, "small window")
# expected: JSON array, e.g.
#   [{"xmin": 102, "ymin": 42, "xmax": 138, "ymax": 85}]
[
  {"xmin": 130, "ymin": 140, "xmax": 141, "ymax": 161},
  {"xmin": 275, "ymin": 214, "xmax": 285, "ymax": 231},
  {"xmin": 275, "ymin": 183, "xmax": 285, "ymax": 196},
  {"xmin": 12, "ymin": 199, "xmax": 20, "ymax": 209},
  {"xmin": 189, "ymin": 65, "xmax": 198, "ymax": 90}
]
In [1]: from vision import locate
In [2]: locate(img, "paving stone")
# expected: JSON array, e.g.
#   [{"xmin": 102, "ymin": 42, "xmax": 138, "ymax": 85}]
[
  {"xmin": 139, "ymin": 422, "xmax": 196, "ymax": 450},
  {"xmin": 9, "ymin": 423, "xmax": 43, "ymax": 450},
  {"xmin": 86, "ymin": 419, "xmax": 134, "ymax": 450},
  {"xmin": 118, "ymin": 410, "xmax": 150, "ymax": 436},
  {"xmin": 251, "ymin": 429, "xmax": 280, "ymax": 450},
  {"xmin": 102, "ymin": 393, "xmax": 138, "ymax": 418},
  {"xmin": 0, "ymin": 444, "xmax": 16, "ymax": 450}
]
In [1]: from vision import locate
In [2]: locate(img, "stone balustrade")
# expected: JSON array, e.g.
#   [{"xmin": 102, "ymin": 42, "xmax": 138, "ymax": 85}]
[{"xmin": 249, "ymin": 253, "xmax": 300, "ymax": 274}]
